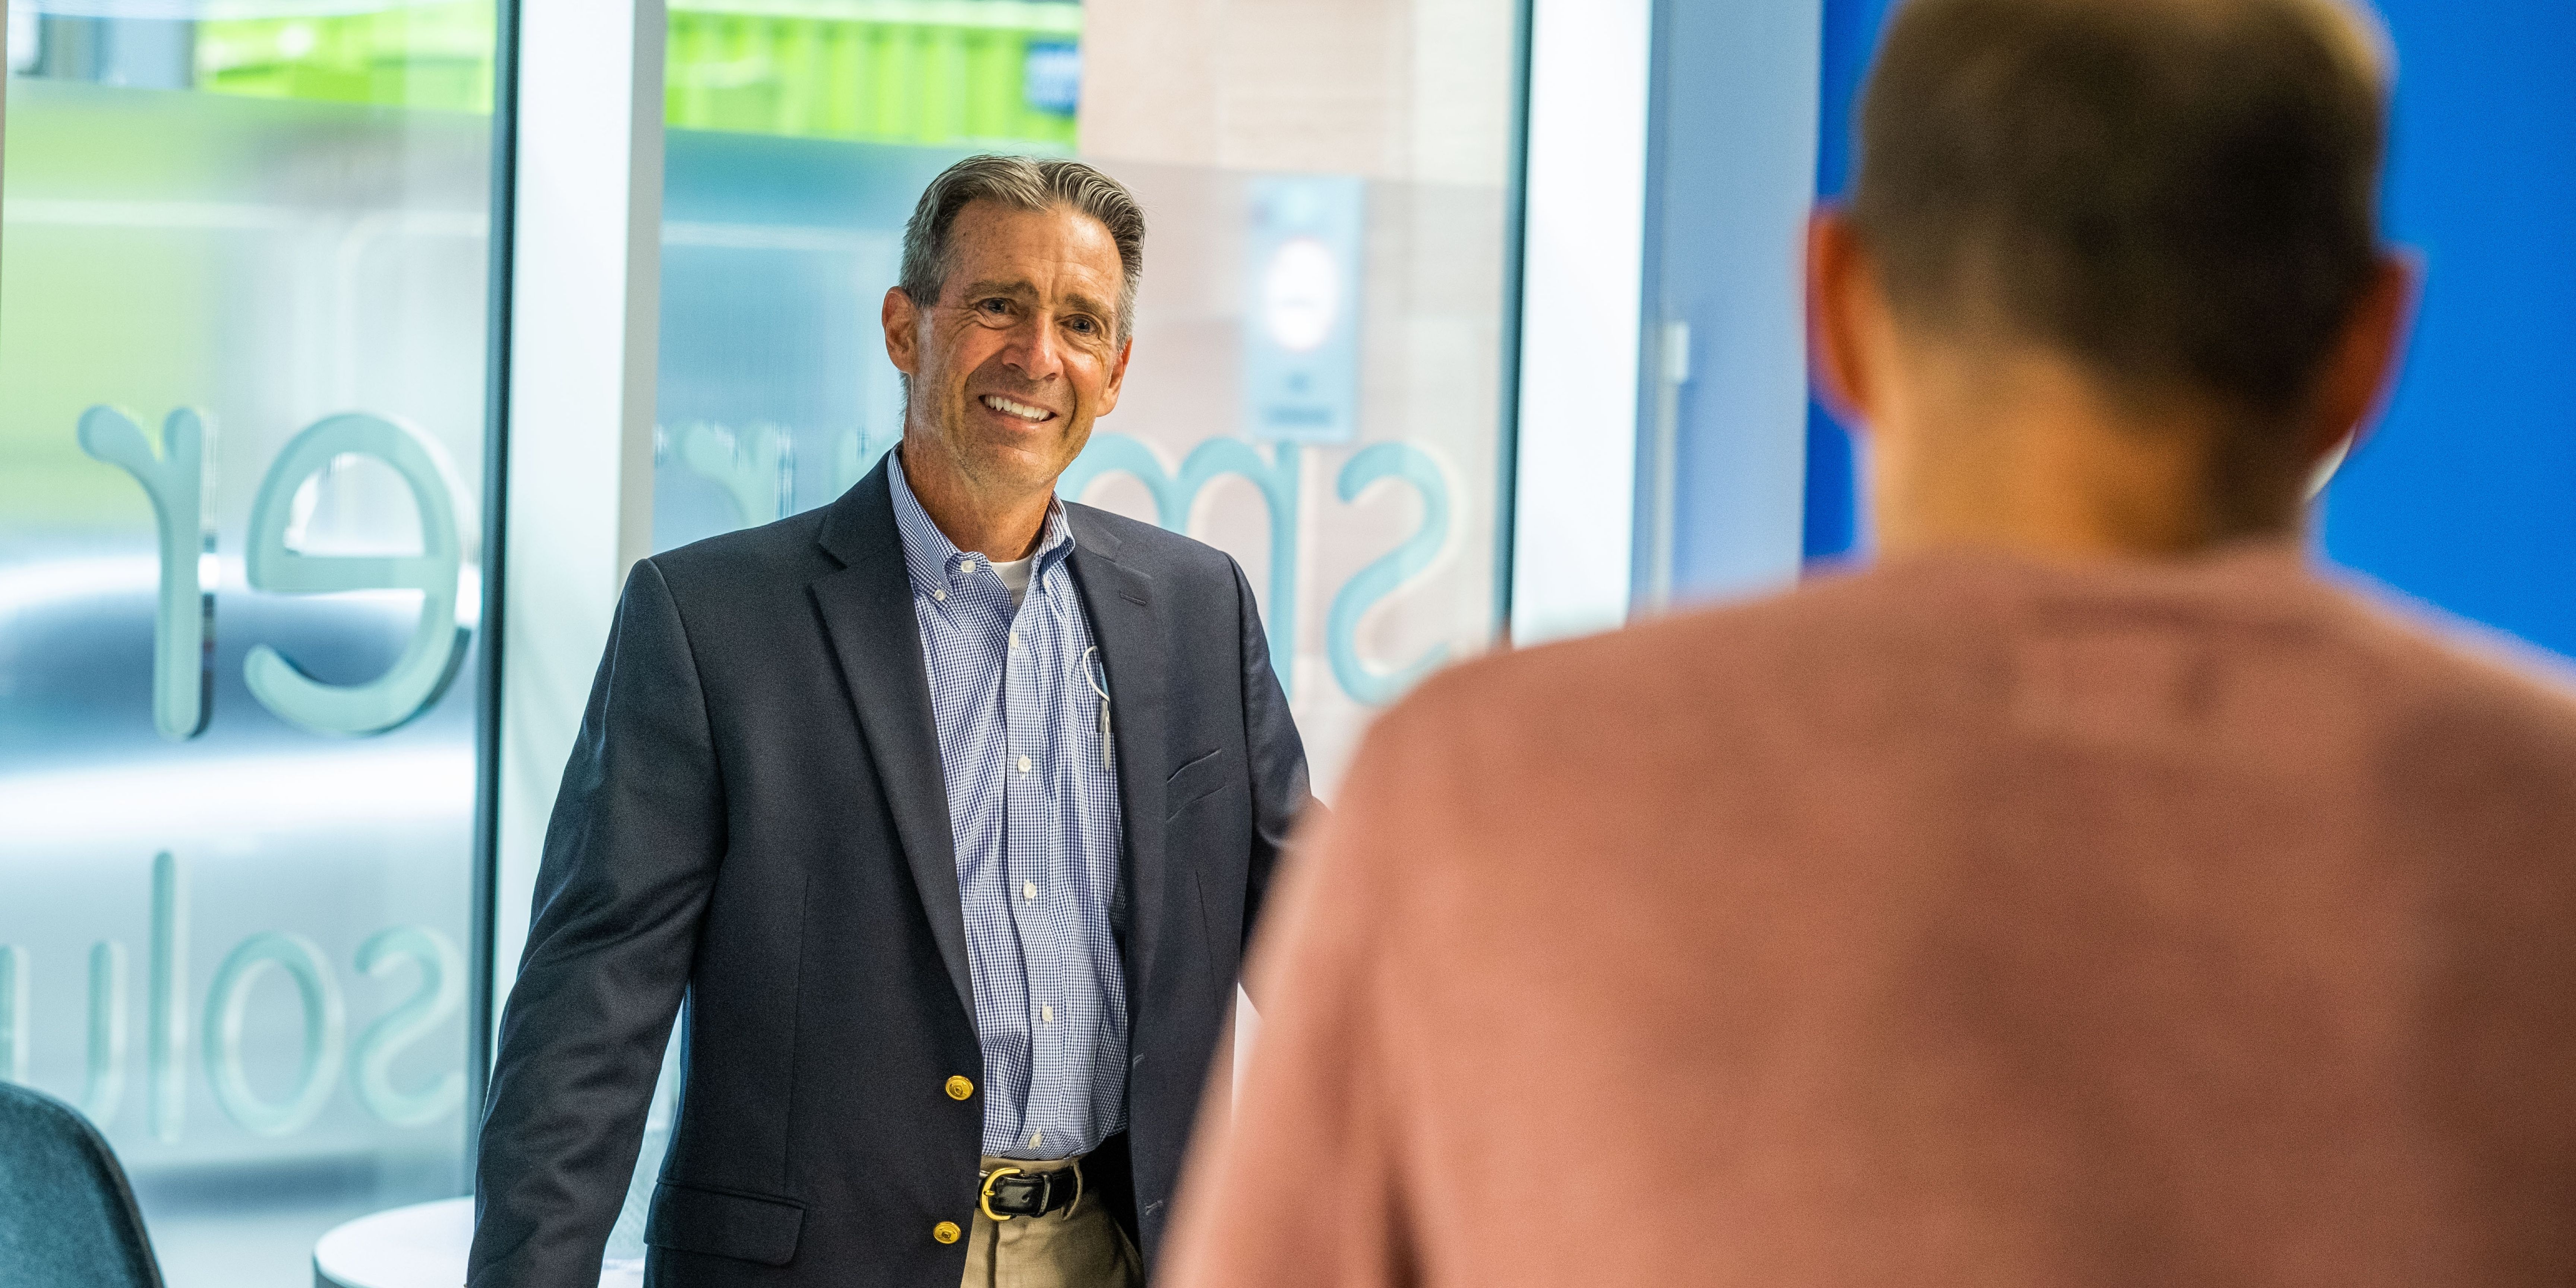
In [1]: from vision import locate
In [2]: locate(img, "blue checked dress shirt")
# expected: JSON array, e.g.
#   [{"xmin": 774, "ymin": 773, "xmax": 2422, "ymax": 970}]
[{"xmin": 888, "ymin": 452, "xmax": 1128, "ymax": 1161}]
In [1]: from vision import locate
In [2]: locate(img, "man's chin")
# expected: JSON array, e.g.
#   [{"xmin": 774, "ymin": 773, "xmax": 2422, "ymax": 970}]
[
  {"xmin": 916, "ymin": 407, "xmax": 1088, "ymax": 492},
  {"xmin": 960, "ymin": 442, "xmax": 1080, "ymax": 496}
]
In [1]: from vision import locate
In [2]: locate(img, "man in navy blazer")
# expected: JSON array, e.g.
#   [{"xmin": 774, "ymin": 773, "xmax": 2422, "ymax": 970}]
[{"xmin": 468, "ymin": 155, "xmax": 1313, "ymax": 1288}]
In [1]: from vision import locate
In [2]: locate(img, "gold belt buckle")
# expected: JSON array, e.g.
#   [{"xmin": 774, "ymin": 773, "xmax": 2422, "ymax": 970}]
[
  {"xmin": 979, "ymin": 1166, "xmax": 1024, "ymax": 1222},
  {"xmin": 977, "ymin": 1161, "xmax": 1083, "ymax": 1222}
]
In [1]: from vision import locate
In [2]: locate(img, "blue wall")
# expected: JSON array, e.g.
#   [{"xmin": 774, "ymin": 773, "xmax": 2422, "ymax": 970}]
[
  {"xmin": 1805, "ymin": 0, "xmax": 2576, "ymax": 662},
  {"xmin": 2317, "ymin": 0, "xmax": 2576, "ymax": 659},
  {"xmin": 1802, "ymin": 0, "xmax": 1894, "ymax": 562},
  {"xmin": 1648, "ymin": 0, "xmax": 1823, "ymax": 605}
]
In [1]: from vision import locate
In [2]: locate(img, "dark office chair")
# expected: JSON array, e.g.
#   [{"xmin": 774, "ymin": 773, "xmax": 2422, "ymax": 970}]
[{"xmin": 0, "ymin": 1080, "xmax": 164, "ymax": 1288}]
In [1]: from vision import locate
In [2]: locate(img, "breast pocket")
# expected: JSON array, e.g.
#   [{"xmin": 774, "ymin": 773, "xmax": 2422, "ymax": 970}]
[{"xmin": 1164, "ymin": 747, "xmax": 1231, "ymax": 821}]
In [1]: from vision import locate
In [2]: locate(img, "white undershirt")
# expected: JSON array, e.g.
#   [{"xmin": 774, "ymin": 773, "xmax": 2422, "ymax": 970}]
[{"xmin": 991, "ymin": 554, "xmax": 1033, "ymax": 607}]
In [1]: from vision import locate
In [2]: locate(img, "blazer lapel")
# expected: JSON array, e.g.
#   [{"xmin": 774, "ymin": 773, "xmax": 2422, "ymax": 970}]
[
  {"xmin": 1065, "ymin": 512, "xmax": 1170, "ymax": 1010},
  {"xmin": 809, "ymin": 460, "xmax": 974, "ymax": 1021}
]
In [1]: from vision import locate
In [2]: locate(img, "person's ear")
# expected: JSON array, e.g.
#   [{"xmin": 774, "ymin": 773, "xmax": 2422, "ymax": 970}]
[
  {"xmin": 1808, "ymin": 209, "xmax": 1879, "ymax": 433},
  {"xmin": 2304, "ymin": 250, "xmax": 2420, "ymax": 473},
  {"xmin": 883, "ymin": 286, "xmax": 923, "ymax": 376}
]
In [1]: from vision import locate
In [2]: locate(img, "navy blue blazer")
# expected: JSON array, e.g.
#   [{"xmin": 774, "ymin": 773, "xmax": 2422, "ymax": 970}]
[{"xmin": 468, "ymin": 456, "xmax": 1313, "ymax": 1287}]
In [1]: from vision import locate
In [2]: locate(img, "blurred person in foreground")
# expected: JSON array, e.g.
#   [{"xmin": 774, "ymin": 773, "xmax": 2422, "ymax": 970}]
[{"xmin": 1164, "ymin": 0, "xmax": 2576, "ymax": 1285}]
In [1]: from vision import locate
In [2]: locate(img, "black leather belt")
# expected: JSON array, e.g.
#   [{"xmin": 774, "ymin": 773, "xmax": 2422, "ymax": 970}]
[{"xmin": 979, "ymin": 1162, "xmax": 1083, "ymax": 1221}]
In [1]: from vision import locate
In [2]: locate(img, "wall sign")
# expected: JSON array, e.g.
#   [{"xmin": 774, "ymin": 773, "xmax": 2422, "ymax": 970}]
[
  {"xmin": 1243, "ymin": 175, "xmax": 1366, "ymax": 444},
  {"xmin": 78, "ymin": 405, "xmax": 471, "ymax": 740}
]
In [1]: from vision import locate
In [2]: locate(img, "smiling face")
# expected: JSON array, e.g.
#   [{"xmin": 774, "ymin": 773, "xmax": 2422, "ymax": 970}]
[{"xmin": 883, "ymin": 199, "xmax": 1133, "ymax": 519}]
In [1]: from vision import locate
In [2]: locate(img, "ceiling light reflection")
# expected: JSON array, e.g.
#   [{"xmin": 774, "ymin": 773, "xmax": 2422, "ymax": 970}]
[{"xmin": 0, "ymin": 747, "xmax": 473, "ymax": 850}]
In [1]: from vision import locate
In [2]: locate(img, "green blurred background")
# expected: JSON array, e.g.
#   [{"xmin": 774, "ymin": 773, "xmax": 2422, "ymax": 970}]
[
  {"xmin": 101, "ymin": 0, "xmax": 1080, "ymax": 149},
  {"xmin": 0, "ymin": 0, "xmax": 1079, "ymax": 532}
]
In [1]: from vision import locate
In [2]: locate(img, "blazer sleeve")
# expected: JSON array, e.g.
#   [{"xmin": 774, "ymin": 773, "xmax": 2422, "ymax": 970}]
[
  {"xmin": 1233, "ymin": 555, "xmax": 1316, "ymax": 956},
  {"xmin": 468, "ymin": 559, "xmax": 726, "ymax": 1287}
]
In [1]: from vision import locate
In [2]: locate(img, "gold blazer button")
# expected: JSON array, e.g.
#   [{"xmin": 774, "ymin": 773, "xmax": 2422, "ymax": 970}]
[
  {"xmin": 934, "ymin": 1221, "xmax": 962, "ymax": 1244},
  {"xmin": 945, "ymin": 1075, "xmax": 975, "ymax": 1101}
]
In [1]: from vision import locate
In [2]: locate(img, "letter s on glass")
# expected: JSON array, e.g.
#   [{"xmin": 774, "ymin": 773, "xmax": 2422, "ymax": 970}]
[
  {"xmin": 350, "ymin": 926, "xmax": 465, "ymax": 1127},
  {"xmin": 1327, "ymin": 443, "xmax": 1452, "ymax": 706}
]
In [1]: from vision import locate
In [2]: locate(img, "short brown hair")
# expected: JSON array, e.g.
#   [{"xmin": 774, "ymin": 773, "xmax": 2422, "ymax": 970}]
[
  {"xmin": 1849, "ymin": 0, "xmax": 2389, "ymax": 417},
  {"xmin": 897, "ymin": 154, "xmax": 1147, "ymax": 343}
]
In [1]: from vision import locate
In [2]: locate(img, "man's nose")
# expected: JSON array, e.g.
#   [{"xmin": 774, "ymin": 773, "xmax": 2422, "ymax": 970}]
[{"xmin": 1000, "ymin": 313, "xmax": 1066, "ymax": 380}]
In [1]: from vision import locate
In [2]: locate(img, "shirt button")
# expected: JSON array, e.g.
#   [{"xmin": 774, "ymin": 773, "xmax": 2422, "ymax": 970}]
[
  {"xmin": 1029, "ymin": 1130, "xmax": 1042, "ymax": 1149},
  {"xmin": 934, "ymin": 1221, "xmax": 962, "ymax": 1245},
  {"xmin": 1010, "ymin": 630, "xmax": 1021, "ymax": 648},
  {"xmin": 1041, "ymin": 1004, "xmax": 1054, "ymax": 1023},
  {"xmin": 1022, "ymin": 880, "xmax": 1037, "ymax": 902},
  {"xmin": 1018, "ymin": 755, "xmax": 1032, "ymax": 774},
  {"xmin": 945, "ymin": 1075, "xmax": 974, "ymax": 1101},
  {"xmin": 961, "ymin": 558, "xmax": 978, "ymax": 574},
  {"xmin": 932, "ymin": 588, "xmax": 946, "ymax": 602}
]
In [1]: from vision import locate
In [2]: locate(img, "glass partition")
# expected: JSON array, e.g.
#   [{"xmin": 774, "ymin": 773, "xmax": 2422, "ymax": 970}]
[
  {"xmin": 615, "ymin": 0, "xmax": 1520, "ymax": 1263},
  {"xmin": 648, "ymin": 0, "xmax": 1520, "ymax": 789},
  {"xmin": 654, "ymin": 148, "xmax": 1511, "ymax": 782},
  {"xmin": 0, "ymin": 6, "xmax": 498, "ymax": 1286}
]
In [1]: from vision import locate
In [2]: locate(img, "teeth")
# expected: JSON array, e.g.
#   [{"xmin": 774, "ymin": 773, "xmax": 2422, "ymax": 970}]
[{"xmin": 982, "ymin": 395, "xmax": 1051, "ymax": 422}]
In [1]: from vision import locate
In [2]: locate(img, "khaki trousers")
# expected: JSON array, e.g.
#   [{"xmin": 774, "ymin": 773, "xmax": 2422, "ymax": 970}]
[{"xmin": 960, "ymin": 1154, "xmax": 1144, "ymax": 1288}]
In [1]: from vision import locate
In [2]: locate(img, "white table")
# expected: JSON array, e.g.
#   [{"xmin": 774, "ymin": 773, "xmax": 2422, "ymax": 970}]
[{"xmin": 311, "ymin": 1199, "xmax": 643, "ymax": 1288}]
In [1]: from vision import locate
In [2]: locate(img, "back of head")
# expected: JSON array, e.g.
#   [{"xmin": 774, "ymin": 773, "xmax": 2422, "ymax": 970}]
[{"xmin": 1850, "ymin": 0, "xmax": 2390, "ymax": 424}]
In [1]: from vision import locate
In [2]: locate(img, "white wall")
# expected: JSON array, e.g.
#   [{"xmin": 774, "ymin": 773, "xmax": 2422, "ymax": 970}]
[{"xmin": 1509, "ymin": 0, "xmax": 1655, "ymax": 646}]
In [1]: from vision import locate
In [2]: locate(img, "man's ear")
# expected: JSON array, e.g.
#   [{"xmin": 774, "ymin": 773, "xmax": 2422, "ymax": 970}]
[
  {"xmin": 883, "ymin": 286, "xmax": 923, "ymax": 376},
  {"xmin": 2303, "ymin": 250, "xmax": 2420, "ymax": 471},
  {"xmin": 1808, "ymin": 209, "xmax": 1876, "ymax": 432}
]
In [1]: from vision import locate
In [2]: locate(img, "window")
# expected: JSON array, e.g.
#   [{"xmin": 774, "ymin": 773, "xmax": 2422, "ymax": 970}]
[
  {"xmin": 0, "ymin": 7, "xmax": 499, "ymax": 1285},
  {"xmin": 621, "ymin": 0, "xmax": 1521, "ymax": 1258},
  {"xmin": 0, "ymin": 3, "xmax": 1530, "ymax": 1281},
  {"xmin": 650, "ymin": 0, "xmax": 1521, "ymax": 787}
]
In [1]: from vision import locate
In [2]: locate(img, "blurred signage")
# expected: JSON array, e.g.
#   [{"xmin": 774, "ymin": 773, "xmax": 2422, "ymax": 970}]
[
  {"xmin": 1243, "ymin": 175, "xmax": 1364, "ymax": 444},
  {"xmin": 1024, "ymin": 40, "xmax": 1080, "ymax": 117},
  {"xmin": 0, "ymin": 852, "xmax": 465, "ymax": 1138},
  {"xmin": 1058, "ymin": 433, "xmax": 1453, "ymax": 705},
  {"xmin": 77, "ymin": 405, "xmax": 471, "ymax": 742}
]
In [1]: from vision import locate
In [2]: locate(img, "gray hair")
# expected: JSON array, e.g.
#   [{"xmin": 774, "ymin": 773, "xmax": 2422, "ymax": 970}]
[{"xmin": 897, "ymin": 154, "xmax": 1146, "ymax": 344}]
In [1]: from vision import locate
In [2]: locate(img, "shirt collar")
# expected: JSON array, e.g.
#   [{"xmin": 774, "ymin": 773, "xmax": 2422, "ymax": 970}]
[{"xmin": 886, "ymin": 447, "xmax": 1078, "ymax": 599}]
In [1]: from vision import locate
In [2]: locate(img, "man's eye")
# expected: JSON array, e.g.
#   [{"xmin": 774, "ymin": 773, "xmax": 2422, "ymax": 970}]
[
  {"xmin": 978, "ymin": 299, "xmax": 1010, "ymax": 314},
  {"xmin": 1067, "ymin": 316, "xmax": 1096, "ymax": 334}
]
